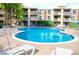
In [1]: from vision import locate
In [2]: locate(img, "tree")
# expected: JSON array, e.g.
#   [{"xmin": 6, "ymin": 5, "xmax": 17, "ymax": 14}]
[
  {"xmin": 0, "ymin": 3, "xmax": 24, "ymax": 25},
  {"xmin": 36, "ymin": 20, "xmax": 54, "ymax": 27},
  {"xmin": 0, "ymin": 3, "xmax": 25, "ymax": 50}
]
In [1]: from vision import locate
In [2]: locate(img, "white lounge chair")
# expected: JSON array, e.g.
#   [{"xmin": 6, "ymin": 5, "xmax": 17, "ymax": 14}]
[
  {"xmin": 51, "ymin": 47, "xmax": 73, "ymax": 55},
  {"xmin": 0, "ymin": 44, "xmax": 35, "ymax": 55}
]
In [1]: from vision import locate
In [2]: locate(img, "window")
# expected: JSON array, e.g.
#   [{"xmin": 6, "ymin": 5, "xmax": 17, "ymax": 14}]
[
  {"xmin": 73, "ymin": 10, "xmax": 76, "ymax": 14},
  {"xmin": 54, "ymin": 15, "xmax": 61, "ymax": 18},
  {"xmin": 0, "ymin": 14, "xmax": 4, "ymax": 17},
  {"xmin": 54, "ymin": 9, "xmax": 61, "ymax": 12},
  {"xmin": 48, "ymin": 16, "xmax": 51, "ymax": 20},
  {"xmin": 31, "ymin": 9, "xmax": 37, "ymax": 11},
  {"xmin": 64, "ymin": 9, "xmax": 71, "ymax": 12},
  {"xmin": 64, "ymin": 15, "xmax": 70, "ymax": 18}
]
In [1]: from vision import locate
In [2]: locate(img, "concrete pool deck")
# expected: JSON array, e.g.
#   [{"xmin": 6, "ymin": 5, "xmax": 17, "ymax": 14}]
[{"xmin": 0, "ymin": 27, "xmax": 79, "ymax": 55}]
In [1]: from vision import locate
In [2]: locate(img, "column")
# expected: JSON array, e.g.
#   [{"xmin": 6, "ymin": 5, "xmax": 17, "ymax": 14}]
[
  {"xmin": 28, "ymin": 8, "xmax": 30, "ymax": 26},
  {"xmin": 60, "ymin": 8, "xmax": 64, "ymax": 26}
]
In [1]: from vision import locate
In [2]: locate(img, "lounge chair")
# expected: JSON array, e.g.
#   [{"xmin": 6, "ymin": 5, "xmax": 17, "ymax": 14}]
[
  {"xmin": 51, "ymin": 47, "xmax": 73, "ymax": 55},
  {"xmin": 0, "ymin": 44, "xmax": 35, "ymax": 55}
]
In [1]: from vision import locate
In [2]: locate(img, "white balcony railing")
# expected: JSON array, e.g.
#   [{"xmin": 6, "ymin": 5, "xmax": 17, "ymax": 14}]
[
  {"xmin": 24, "ymin": 17, "xmax": 39, "ymax": 20},
  {"xmin": 63, "ymin": 12, "xmax": 72, "ymax": 15},
  {"xmin": 24, "ymin": 11, "xmax": 38, "ymax": 15},
  {"xmin": 54, "ymin": 18, "xmax": 58, "ymax": 21},
  {"xmin": 54, "ymin": 18, "xmax": 61, "ymax": 21},
  {"xmin": 30, "ymin": 17, "xmax": 39, "ymax": 20},
  {"xmin": 31, "ymin": 11, "xmax": 38, "ymax": 15},
  {"xmin": 63, "ymin": 18, "xmax": 71, "ymax": 22},
  {"xmin": 54, "ymin": 12, "xmax": 61, "ymax": 15}
]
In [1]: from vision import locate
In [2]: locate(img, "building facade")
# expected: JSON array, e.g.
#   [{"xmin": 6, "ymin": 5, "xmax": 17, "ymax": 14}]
[
  {"xmin": 0, "ymin": 6, "xmax": 79, "ymax": 26},
  {"xmin": 22, "ymin": 8, "xmax": 39, "ymax": 26},
  {"xmin": 38, "ymin": 6, "xmax": 79, "ymax": 27}
]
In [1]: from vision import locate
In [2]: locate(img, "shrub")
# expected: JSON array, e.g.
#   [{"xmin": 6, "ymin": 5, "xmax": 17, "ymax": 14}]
[
  {"xmin": 36, "ymin": 20, "xmax": 54, "ymax": 27},
  {"xmin": 69, "ymin": 22, "xmax": 79, "ymax": 28}
]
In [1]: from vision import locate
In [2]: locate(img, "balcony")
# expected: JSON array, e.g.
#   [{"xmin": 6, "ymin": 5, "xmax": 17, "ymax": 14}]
[
  {"xmin": 54, "ymin": 12, "xmax": 61, "ymax": 15},
  {"xmin": 0, "ymin": 11, "xmax": 5, "ymax": 14},
  {"xmin": 54, "ymin": 18, "xmax": 58, "ymax": 21},
  {"xmin": 64, "ymin": 12, "xmax": 72, "ymax": 15},
  {"xmin": 64, "ymin": 9, "xmax": 72, "ymax": 15},
  {"xmin": 64, "ymin": 9, "xmax": 71, "ymax": 12},
  {"xmin": 54, "ymin": 15, "xmax": 61, "ymax": 18},
  {"xmin": 31, "ymin": 11, "xmax": 38, "ymax": 15},
  {"xmin": 63, "ymin": 18, "xmax": 71, "ymax": 22},
  {"xmin": 0, "ymin": 17, "xmax": 5, "ymax": 20},
  {"xmin": 54, "ymin": 18, "xmax": 61, "ymax": 21},
  {"xmin": 54, "ymin": 9, "xmax": 61, "ymax": 12},
  {"xmin": 54, "ymin": 12, "xmax": 58, "ymax": 14},
  {"xmin": 30, "ymin": 17, "xmax": 39, "ymax": 21},
  {"xmin": 24, "ymin": 17, "xmax": 39, "ymax": 21}
]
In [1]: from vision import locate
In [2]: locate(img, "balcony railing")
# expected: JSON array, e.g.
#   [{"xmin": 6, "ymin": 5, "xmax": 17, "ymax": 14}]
[
  {"xmin": 31, "ymin": 11, "xmax": 38, "ymax": 15},
  {"xmin": 54, "ymin": 12, "xmax": 61, "ymax": 15},
  {"xmin": 0, "ymin": 11, "xmax": 5, "ymax": 14},
  {"xmin": 30, "ymin": 17, "xmax": 39, "ymax": 20},
  {"xmin": 63, "ymin": 18, "xmax": 71, "ymax": 22},
  {"xmin": 64, "ymin": 9, "xmax": 71, "ymax": 12},
  {"xmin": 24, "ymin": 11, "xmax": 38, "ymax": 15},
  {"xmin": 64, "ymin": 12, "xmax": 72, "ymax": 15},
  {"xmin": 24, "ymin": 17, "xmax": 39, "ymax": 20},
  {"xmin": 54, "ymin": 18, "xmax": 59, "ymax": 21},
  {"xmin": 0, "ymin": 17, "xmax": 5, "ymax": 20}
]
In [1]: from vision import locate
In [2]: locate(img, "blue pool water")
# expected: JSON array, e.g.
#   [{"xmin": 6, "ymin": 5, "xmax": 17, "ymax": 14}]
[{"xmin": 15, "ymin": 27, "xmax": 74, "ymax": 43}]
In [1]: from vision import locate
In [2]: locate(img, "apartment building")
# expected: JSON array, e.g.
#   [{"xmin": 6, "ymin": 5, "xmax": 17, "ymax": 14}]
[
  {"xmin": 22, "ymin": 8, "xmax": 39, "ymax": 26},
  {"xmin": 53, "ymin": 6, "xmax": 72, "ymax": 26},
  {"xmin": 72, "ymin": 9, "xmax": 79, "ymax": 22},
  {"xmin": 39, "ymin": 6, "xmax": 74, "ymax": 26},
  {"xmin": 0, "ymin": 6, "xmax": 79, "ymax": 27}
]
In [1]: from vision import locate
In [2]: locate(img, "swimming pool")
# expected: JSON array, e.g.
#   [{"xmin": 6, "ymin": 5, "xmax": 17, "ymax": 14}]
[{"xmin": 14, "ymin": 27, "xmax": 75, "ymax": 44}]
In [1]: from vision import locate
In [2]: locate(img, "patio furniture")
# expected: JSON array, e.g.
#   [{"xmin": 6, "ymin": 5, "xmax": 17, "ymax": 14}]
[
  {"xmin": 11, "ymin": 24, "xmax": 17, "ymax": 28},
  {"xmin": 51, "ymin": 47, "xmax": 73, "ymax": 55},
  {"xmin": 0, "ymin": 44, "xmax": 35, "ymax": 55}
]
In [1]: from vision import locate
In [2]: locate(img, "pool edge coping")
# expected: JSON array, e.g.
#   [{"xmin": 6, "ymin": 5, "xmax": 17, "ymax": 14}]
[{"xmin": 12, "ymin": 27, "xmax": 78, "ymax": 45}]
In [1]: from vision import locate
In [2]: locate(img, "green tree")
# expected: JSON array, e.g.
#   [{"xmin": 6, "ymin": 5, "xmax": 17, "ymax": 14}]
[
  {"xmin": 0, "ymin": 3, "xmax": 24, "ymax": 25},
  {"xmin": 48, "ymin": 20, "xmax": 54, "ymax": 27}
]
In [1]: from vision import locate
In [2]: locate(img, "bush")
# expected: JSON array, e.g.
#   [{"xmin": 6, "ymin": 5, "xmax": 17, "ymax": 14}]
[
  {"xmin": 69, "ymin": 22, "xmax": 79, "ymax": 28},
  {"xmin": 36, "ymin": 20, "xmax": 54, "ymax": 27}
]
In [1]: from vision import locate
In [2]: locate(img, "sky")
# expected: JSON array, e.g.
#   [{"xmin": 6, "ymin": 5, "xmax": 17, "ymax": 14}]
[
  {"xmin": 23, "ymin": 3, "xmax": 79, "ymax": 9},
  {"xmin": 22, "ymin": 0, "xmax": 79, "ymax": 9},
  {"xmin": 1, "ymin": 0, "xmax": 79, "ymax": 9}
]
